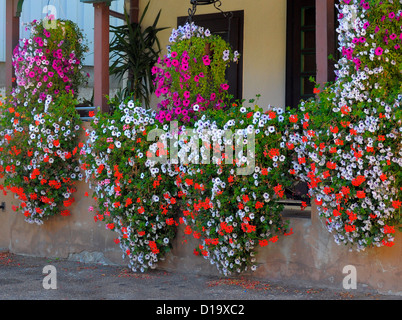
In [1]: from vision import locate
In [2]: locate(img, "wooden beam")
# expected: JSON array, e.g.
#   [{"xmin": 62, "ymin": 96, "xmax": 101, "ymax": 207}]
[
  {"xmin": 110, "ymin": 9, "xmax": 125, "ymax": 20},
  {"xmin": 93, "ymin": 2, "xmax": 110, "ymax": 113},
  {"xmin": 5, "ymin": 0, "xmax": 20, "ymax": 90},
  {"xmin": 130, "ymin": 0, "xmax": 139, "ymax": 24},
  {"xmin": 315, "ymin": 0, "xmax": 335, "ymax": 86}
]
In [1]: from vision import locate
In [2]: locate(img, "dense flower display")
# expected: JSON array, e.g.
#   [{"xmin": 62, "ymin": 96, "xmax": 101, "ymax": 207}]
[
  {"xmin": 83, "ymin": 20, "xmax": 297, "ymax": 274},
  {"xmin": 0, "ymin": 93, "xmax": 83, "ymax": 224},
  {"xmin": 12, "ymin": 18, "xmax": 89, "ymax": 100},
  {"xmin": 2, "ymin": 1, "xmax": 400, "ymax": 275},
  {"xmin": 286, "ymin": 0, "xmax": 402, "ymax": 250},
  {"xmin": 83, "ymin": 0, "xmax": 401, "ymax": 275},
  {"xmin": 0, "ymin": 19, "xmax": 86, "ymax": 224},
  {"xmin": 81, "ymin": 98, "xmax": 182, "ymax": 272},
  {"xmin": 177, "ymin": 102, "xmax": 296, "ymax": 275},
  {"xmin": 152, "ymin": 22, "xmax": 239, "ymax": 124}
]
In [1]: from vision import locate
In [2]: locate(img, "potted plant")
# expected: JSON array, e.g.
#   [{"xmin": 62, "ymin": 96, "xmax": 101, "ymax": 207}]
[{"xmin": 0, "ymin": 18, "xmax": 88, "ymax": 224}]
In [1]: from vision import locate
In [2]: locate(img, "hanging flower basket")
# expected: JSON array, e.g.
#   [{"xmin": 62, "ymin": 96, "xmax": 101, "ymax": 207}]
[{"xmin": 0, "ymin": 18, "xmax": 88, "ymax": 224}]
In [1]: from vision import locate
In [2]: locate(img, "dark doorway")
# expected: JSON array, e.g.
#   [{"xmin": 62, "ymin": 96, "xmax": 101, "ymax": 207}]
[{"xmin": 286, "ymin": 0, "xmax": 317, "ymax": 109}]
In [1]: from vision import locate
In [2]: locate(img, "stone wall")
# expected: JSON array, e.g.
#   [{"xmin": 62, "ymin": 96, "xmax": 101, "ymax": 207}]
[{"xmin": 0, "ymin": 175, "xmax": 401, "ymax": 295}]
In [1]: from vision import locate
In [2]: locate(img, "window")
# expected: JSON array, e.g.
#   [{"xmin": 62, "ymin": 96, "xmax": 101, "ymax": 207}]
[
  {"xmin": 286, "ymin": 0, "xmax": 339, "ymax": 108},
  {"xmin": 177, "ymin": 10, "xmax": 244, "ymax": 101},
  {"xmin": 286, "ymin": 0, "xmax": 316, "ymax": 109},
  {"xmin": 284, "ymin": 1, "xmax": 339, "ymax": 218}
]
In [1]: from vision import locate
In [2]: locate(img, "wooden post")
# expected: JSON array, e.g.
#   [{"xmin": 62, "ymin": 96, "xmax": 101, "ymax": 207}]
[
  {"xmin": 130, "ymin": 0, "xmax": 139, "ymax": 24},
  {"xmin": 315, "ymin": 0, "xmax": 335, "ymax": 86},
  {"xmin": 5, "ymin": 0, "xmax": 20, "ymax": 91},
  {"xmin": 93, "ymin": 2, "xmax": 110, "ymax": 113}
]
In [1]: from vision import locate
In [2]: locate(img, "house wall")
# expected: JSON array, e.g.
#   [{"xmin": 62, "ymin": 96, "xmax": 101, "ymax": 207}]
[
  {"xmin": 1, "ymin": 0, "xmax": 288, "ymax": 108},
  {"xmin": 141, "ymin": 0, "xmax": 288, "ymax": 110}
]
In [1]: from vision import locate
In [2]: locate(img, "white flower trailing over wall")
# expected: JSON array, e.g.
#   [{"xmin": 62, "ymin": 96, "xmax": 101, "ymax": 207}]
[
  {"xmin": 176, "ymin": 102, "xmax": 296, "ymax": 276},
  {"xmin": 287, "ymin": 0, "xmax": 402, "ymax": 251},
  {"xmin": 0, "ymin": 94, "xmax": 83, "ymax": 224},
  {"xmin": 81, "ymin": 99, "xmax": 182, "ymax": 273},
  {"xmin": 0, "ymin": 19, "xmax": 88, "ymax": 225}
]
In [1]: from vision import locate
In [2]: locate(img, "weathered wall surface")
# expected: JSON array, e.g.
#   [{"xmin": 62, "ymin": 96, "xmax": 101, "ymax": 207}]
[
  {"xmin": 0, "ymin": 179, "xmax": 123, "ymax": 265},
  {"xmin": 253, "ymin": 213, "xmax": 402, "ymax": 295},
  {"xmin": 0, "ymin": 182, "xmax": 400, "ymax": 295}
]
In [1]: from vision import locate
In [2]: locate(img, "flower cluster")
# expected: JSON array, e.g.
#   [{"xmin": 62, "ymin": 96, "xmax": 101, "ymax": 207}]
[
  {"xmin": 82, "ymin": 95, "xmax": 296, "ymax": 275},
  {"xmin": 12, "ymin": 18, "xmax": 89, "ymax": 101},
  {"xmin": 77, "ymin": 3, "xmax": 401, "ymax": 275},
  {"xmin": 287, "ymin": 0, "xmax": 402, "ymax": 250},
  {"xmin": 152, "ymin": 22, "xmax": 239, "ymax": 124},
  {"xmin": 176, "ymin": 101, "xmax": 296, "ymax": 275},
  {"xmin": 0, "ymin": 19, "xmax": 87, "ymax": 224},
  {"xmin": 81, "ymin": 98, "xmax": 183, "ymax": 272},
  {"xmin": 0, "ymin": 93, "xmax": 83, "ymax": 224}
]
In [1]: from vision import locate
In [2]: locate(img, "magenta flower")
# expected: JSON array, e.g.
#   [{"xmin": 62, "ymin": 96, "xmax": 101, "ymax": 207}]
[
  {"xmin": 221, "ymin": 83, "xmax": 229, "ymax": 91},
  {"xmin": 375, "ymin": 47, "xmax": 383, "ymax": 56},
  {"xmin": 202, "ymin": 55, "xmax": 211, "ymax": 66}
]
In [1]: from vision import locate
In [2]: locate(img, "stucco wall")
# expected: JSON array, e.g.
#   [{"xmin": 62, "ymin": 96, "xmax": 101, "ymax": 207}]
[{"xmin": 140, "ymin": 0, "xmax": 287, "ymax": 110}]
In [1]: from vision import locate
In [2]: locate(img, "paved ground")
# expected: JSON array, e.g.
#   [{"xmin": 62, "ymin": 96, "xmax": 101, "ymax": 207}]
[{"xmin": 0, "ymin": 251, "xmax": 400, "ymax": 303}]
